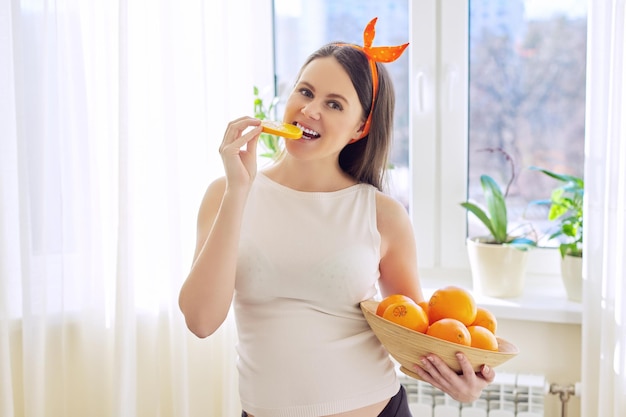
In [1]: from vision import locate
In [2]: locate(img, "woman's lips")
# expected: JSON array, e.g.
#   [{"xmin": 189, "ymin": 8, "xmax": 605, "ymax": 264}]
[{"xmin": 295, "ymin": 122, "xmax": 321, "ymax": 140}]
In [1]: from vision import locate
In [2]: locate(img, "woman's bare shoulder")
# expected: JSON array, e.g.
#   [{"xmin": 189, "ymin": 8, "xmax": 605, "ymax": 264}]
[{"xmin": 374, "ymin": 191, "xmax": 411, "ymax": 233}]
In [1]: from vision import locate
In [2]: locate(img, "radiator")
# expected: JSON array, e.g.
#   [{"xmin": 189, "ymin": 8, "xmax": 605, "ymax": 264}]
[{"xmin": 399, "ymin": 371, "xmax": 546, "ymax": 417}]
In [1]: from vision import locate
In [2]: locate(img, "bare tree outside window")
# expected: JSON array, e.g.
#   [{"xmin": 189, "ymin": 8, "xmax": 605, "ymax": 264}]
[{"xmin": 468, "ymin": 0, "xmax": 587, "ymax": 245}]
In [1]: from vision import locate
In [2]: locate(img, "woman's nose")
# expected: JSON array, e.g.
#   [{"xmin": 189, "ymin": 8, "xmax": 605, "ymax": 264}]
[{"xmin": 301, "ymin": 101, "xmax": 321, "ymax": 119}]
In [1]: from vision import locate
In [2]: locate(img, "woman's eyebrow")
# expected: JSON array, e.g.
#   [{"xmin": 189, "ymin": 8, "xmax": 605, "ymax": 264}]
[{"xmin": 299, "ymin": 81, "xmax": 349, "ymax": 104}]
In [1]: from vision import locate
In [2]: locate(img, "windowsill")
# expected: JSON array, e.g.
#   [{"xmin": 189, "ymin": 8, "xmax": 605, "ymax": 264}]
[{"xmin": 420, "ymin": 272, "xmax": 582, "ymax": 325}]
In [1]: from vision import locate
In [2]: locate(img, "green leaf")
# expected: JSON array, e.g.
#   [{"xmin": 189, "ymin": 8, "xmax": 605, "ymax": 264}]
[
  {"xmin": 253, "ymin": 86, "xmax": 283, "ymax": 160},
  {"xmin": 548, "ymin": 230, "xmax": 564, "ymax": 241},
  {"xmin": 480, "ymin": 175, "xmax": 508, "ymax": 243},
  {"xmin": 460, "ymin": 202, "xmax": 497, "ymax": 242},
  {"xmin": 561, "ymin": 223, "xmax": 576, "ymax": 237},
  {"xmin": 559, "ymin": 242, "xmax": 582, "ymax": 258},
  {"xmin": 550, "ymin": 187, "xmax": 565, "ymax": 202},
  {"xmin": 548, "ymin": 203, "xmax": 569, "ymax": 221},
  {"xmin": 529, "ymin": 166, "xmax": 583, "ymax": 187}
]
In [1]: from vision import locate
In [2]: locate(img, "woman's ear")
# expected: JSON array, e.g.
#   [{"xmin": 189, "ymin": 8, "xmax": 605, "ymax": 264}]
[{"xmin": 348, "ymin": 121, "xmax": 366, "ymax": 144}]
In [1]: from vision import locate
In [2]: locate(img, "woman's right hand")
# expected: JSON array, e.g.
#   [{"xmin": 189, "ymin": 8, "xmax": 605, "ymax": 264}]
[{"xmin": 218, "ymin": 116, "xmax": 262, "ymax": 189}]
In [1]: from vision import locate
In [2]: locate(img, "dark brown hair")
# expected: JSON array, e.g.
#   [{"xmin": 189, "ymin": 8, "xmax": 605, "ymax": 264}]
[{"xmin": 298, "ymin": 43, "xmax": 396, "ymax": 191}]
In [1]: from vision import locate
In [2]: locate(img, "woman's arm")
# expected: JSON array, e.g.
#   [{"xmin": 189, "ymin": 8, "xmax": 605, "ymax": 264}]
[
  {"xmin": 376, "ymin": 192, "xmax": 425, "ymax": 303},
  {"xmin": 376, "ymin": 191, "xmax": 495, "ymax": 402},
  {"xmin": 178, "ymin": 178, "xmax": 247, "ymax": 338},
  {"xmin": 178, "ymin": 117, "xmax": 261, "ymax": 338}
]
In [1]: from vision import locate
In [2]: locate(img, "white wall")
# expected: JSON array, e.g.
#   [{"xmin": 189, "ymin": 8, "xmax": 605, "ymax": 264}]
[{"xmin": 497, "ymin": 319, "xmax": 581, "ymax": 417}]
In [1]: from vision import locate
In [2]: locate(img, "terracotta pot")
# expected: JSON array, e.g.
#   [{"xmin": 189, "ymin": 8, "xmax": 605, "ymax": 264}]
[
  {"xmin": 466, "ymin": 237, "xmax": 528, "ymax": 298},
  {"xmin": 561, "ymin": 254, "xmax": 582, "ymax": 302}
]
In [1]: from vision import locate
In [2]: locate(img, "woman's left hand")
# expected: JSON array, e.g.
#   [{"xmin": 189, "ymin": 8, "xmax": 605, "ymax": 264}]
[{"xmin": 411, "ymin": 352, "xmax": 496, "ymax": 403}]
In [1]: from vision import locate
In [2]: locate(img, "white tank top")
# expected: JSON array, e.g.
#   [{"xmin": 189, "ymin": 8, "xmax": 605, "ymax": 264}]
[{"xmin": 234, "ymin": 173, "xmax": 399, "ymax": 417}]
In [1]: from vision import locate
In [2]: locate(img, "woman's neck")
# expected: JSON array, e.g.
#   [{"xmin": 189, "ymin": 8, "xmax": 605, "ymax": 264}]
[{"xmin": 263, "ymin": 158, "xmax": 357, "ymax": 192}]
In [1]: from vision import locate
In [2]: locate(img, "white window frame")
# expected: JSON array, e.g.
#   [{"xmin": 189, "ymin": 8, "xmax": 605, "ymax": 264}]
[{"xmin": 409, "ymin": 0, "xmax": 560, "ymax": 279}]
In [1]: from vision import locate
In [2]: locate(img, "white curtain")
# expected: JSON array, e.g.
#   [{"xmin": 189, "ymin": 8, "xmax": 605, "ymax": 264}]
[
  {"xmin": 0, "ymin": 0, "xmax": 263, "ymax": 415},
  {"xmin": 581, "ymin": 0, "xmax": 626, "ymax": 416}
]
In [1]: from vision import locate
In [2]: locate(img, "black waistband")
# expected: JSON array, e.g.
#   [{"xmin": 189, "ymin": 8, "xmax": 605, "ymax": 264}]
[{"xmin": 241, "ymin": 385, "xmax": 412, "ymax": 417}]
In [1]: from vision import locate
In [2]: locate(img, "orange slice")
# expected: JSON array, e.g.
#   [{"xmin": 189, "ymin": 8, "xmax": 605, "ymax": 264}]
[{"xmin": 260, "ymin": 121, "xmax": 303, "ymax": 139}]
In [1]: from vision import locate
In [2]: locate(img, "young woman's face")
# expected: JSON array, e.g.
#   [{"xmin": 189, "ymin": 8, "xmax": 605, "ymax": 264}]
[{"xmin": 281, "ymin": 56, "xmax": 365, "ymax": 160}]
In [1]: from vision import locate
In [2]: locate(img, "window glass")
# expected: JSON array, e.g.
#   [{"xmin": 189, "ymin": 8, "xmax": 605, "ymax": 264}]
[{"xmin": 467, "ymin": 0, "xmax": 587, "ymax": 246}]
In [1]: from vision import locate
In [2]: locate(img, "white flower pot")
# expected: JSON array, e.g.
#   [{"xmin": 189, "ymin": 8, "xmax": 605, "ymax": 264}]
[
  {"xmin": 466, "ymin": 237, "xmax": 528, "ymax": 298},
  {"xmin": 561, "ymin": 255, "xmax": 582, "ymax": 302}
]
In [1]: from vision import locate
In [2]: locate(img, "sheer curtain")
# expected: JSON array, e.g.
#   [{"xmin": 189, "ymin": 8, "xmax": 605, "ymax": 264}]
[
  {"xmin": 581, "ymin": 0, "xmax": 626, "ymax": 416},
  {"xmin": 0, "ymin": 1, "xmax": 265, "ymax": 416}
]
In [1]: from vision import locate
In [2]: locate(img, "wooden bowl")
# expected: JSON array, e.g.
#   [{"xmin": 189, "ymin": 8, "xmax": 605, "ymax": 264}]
[{"xmin": 360, "ymin": 300, "xmax": 519, "ymax": 379}]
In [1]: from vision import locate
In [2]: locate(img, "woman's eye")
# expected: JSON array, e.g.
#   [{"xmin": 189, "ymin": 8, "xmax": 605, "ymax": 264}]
[
  {"xmin": 328, "ymin": 101, "xmax": 343, "ymax": 111},
  {"xmin": 299, "ymin": 88, "xmax": 313, "ymax": 98}
]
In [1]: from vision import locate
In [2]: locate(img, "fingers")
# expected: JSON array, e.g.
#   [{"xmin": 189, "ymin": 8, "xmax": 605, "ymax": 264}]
[
  {"xmin": 423, "ymin": 354, "xmax": 460, "ymax": 381},
  {"xmin": 456, "ymin": 352, "xmax": 475, "ymax": 376},
  {"xmin": 245, "ymin": 130, "xmax": 259, "ymax": 156},
  {"xmin": 480, "ymin": 363, "xmax": 495, "ymax": 384},
  {"xmin": 217, "ymin": 117, "xmax": 263, "ymax": 187},
  {"xmin": 453, "ymin": 352, "xmax": 495, "ymax": 385},
  {"xmin": 229, "ymin": 125, "xmax": 262, "ymax": 153},
  {"xmin": 411, "ymin": 353, "xmax": 493, "ymax": 404},
  {"xmin": 220, "ymin": 117, "xmax": 262, "ymax": 155},
  {"xmin": 411, "ymin": 356, "xmax": 436, "ymax": 383},
  {"xmin": 412, "ymin": 354, "xmax": 455, "ymax": 393},
  {"xmin": 226, "ymin": 116, "xmax": 262, "ymax": 136}
]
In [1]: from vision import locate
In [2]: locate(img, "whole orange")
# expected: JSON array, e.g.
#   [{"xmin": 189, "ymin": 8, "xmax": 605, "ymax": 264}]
[
  {"xmin": 467, "ymin": 325, "xmax": 499, "ymax": 351},
  {"xmin": 426, "ymin": 318, "xmax": 471, "ymax": 346},
  {"xmin": 428, "ymin": 286, "xmax": 477, "ymax": 326},
  {"xmin": 382, "ymin": 301, "xmax": 429, "ymax": 333},
  {"xmin": 376, "ymin": 294, "xmax": 414, "ymax": 317},
  {"xmin": 471, "ymin": 306, "xmax": 498, "ymax": 334}
]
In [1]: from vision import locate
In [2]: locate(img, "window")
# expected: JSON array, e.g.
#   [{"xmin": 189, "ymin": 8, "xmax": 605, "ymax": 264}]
[
  {"xmin": 467, "ymin": 0, "xmax": 587, "ymax": 247},
  {"xmin": 271, "ymin": 0, "xmax": 586, "ymax": 277}
]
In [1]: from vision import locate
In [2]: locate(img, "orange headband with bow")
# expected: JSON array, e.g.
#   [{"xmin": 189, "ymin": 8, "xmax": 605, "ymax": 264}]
[{"xmin": 338, "ymin": 17, "xmax": 409, "ymax": 142}]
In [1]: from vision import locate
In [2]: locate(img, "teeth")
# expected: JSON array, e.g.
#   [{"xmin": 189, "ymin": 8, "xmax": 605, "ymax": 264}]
[{"xmin": 296, "ymin": 123, "xmax": 320, "ymax": 138}]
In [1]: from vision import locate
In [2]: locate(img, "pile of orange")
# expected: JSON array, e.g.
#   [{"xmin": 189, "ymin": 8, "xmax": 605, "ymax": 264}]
[{"xmin": 376, "ymin": 286, "xmax": 499, "ymax": 351}]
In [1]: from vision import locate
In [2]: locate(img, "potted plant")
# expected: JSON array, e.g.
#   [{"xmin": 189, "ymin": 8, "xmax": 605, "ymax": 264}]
[
  {"xmin": 529, "ymin": 167, "xmax": 584, "ymax": 302},
  {"xmin": 461, "ymin": 148, "xmax": 536, "ymax": 298},
  {"xmin": 253, "ymin": 86, "xmax": 282, "ymax": 160}
]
